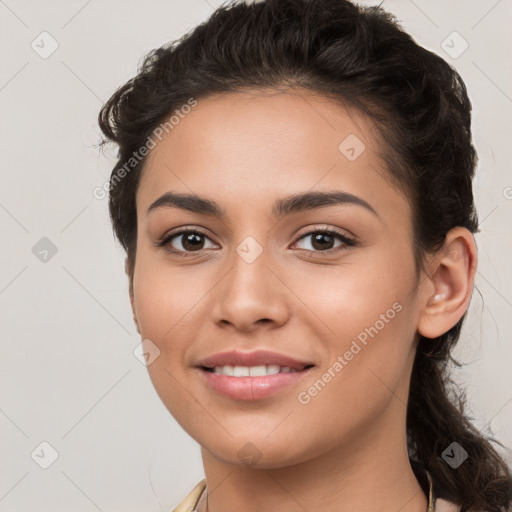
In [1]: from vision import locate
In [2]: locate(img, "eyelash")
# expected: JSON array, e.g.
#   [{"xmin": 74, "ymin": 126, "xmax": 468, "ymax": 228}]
[{"xmin": 155, "ymin": 226, "xmax": 357, "ymax": 257}]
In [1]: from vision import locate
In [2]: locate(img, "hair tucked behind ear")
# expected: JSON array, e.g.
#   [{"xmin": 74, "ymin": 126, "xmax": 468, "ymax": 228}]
[{"xmin": 98, "ymin": 0, "xmax": 512, "ymax": 509}]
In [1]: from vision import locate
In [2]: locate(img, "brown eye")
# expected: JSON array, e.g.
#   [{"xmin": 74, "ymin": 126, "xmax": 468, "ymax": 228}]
[
  {"xmin": 157, "ymin": 229, "xmax": 217, "ymax": 255},
  {"xmin": 310, "ymin": 232, "xmax": 336, "ymax": 250},
  {"xmin": 179, "ymin": 232, "xmax": 206, "ymax": 251},
  {"xmin": 294, "ymin": 228, "xmax": 356, "ymax": 253}
]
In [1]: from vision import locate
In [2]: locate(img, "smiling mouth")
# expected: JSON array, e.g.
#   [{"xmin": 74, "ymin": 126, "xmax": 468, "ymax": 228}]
[{"xmin": 201, "ymin": 364, "xmax": 315, "ymax": 376}]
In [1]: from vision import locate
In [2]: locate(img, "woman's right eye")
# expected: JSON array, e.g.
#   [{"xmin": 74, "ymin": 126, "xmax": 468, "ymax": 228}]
[{"xmin": 156, "ymin": 229, "xmax": 218, "ymax": 256}]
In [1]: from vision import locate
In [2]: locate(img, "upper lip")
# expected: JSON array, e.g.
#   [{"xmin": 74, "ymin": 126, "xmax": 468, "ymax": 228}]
[{"xmin": 196, "ymin": 349, "xmax": 315, "ymax": 370}]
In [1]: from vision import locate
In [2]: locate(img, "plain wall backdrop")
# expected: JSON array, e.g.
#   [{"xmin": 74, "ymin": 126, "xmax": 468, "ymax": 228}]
[{"xmin": 1, "ymin": 0, "xmax": 511, "ymax": 510}]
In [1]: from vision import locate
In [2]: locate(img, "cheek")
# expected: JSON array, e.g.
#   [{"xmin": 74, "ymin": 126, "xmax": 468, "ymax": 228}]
[
  {"xmin": 287, "ymin": 245, "xmax": 414, "ymax": 343},
  {"xmin": 132, "ymin": 257, "xmax": 211, "ymax": 344},
  {"xmin": 131, "ymin": 263, "xmax": 206, "ymax": 419},
  {"xmin": 289, "ymin": 251, "xmax": 417, "ymax": 413},
  {"xmin": 292, "ymin": 301, "xmax": 415, "ymax": 453}
]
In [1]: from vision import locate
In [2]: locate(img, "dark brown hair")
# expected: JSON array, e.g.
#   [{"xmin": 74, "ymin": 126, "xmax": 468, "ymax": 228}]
[{"xmin": 98, "ymin": 0, "xmax": 512, "ymax": 509}]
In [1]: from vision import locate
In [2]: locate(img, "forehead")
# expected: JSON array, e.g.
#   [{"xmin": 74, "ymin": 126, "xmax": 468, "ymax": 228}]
[{"xmin": 137, "ymin": 88, "xmax": 408, "ymax": 223}]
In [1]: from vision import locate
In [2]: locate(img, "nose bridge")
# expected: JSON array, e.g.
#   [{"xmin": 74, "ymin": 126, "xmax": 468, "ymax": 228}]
[
  {"xmin": 212, "ymin": 232, "xmax": 289, "ymax": 329},
  {"xmin": 227, "ymin": 233, "xmax": 273, "ymax": 297}
]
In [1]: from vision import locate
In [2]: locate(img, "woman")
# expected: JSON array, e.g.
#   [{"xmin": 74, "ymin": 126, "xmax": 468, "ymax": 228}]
[{"xmin": 98, "ymin": 0, "xmax": 512, "ymax": 510}]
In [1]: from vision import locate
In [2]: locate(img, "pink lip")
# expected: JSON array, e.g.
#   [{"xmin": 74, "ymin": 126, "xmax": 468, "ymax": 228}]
[
  {"xmin": 195, "ymin": 349, "xmax": 316, "ymax": 401},
  {"xmin": 196, "ymin": 349, "xmax": 315, "ymax": 370},
  {"xmin": 198, "ymin": 366, "xmax": 315, "ymax": 401}
]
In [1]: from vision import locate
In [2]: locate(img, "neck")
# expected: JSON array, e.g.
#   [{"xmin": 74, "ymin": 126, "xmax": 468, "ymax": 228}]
[{"xmin": 197, "ymin": 398, "xmax": 428, "ymax": 512}]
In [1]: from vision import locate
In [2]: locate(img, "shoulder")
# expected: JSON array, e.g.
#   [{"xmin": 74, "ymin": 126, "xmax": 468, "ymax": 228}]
[
  {"xmin": 434, "ymin": 497, "xmax": 493, "ymax": 512},
  {"xmin": 172, "ymin": 479, "xmax": 207, "ymax": 512},
  {"xmin": 434, "ymin": 497, "xmax": 461, "ymax": 512}
]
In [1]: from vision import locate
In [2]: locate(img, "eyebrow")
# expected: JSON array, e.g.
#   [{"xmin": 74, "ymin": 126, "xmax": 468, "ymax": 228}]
[{"xmin": 146, "ymin": 190, "xmax": 379, "ymax": 220}]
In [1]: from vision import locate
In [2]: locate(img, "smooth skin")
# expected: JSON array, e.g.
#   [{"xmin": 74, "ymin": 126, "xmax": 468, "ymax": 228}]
[{"xmin": 127, "ymin": 88, "xmax": 477, "ymax": 512}]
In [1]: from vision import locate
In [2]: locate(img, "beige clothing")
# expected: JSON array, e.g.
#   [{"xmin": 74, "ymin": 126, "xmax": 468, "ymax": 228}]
[{"xmin": 172, "ymin": 478, "xmax": 462, "ymax": 512}]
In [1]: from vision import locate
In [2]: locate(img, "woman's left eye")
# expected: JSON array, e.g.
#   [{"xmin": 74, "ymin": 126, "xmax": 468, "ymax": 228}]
[
  {"xmin": 156, "ymin": 227, "xmax": 356, "ymax": 256},
  {"xmin": 292, "ymin": 229, "xmax": 356, "ymax": 253}
]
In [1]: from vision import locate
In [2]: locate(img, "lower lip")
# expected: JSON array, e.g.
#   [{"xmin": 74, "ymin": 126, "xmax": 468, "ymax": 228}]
[{"xmin": 198, "ymin": 367, "xmax": 315, "ymax": 401}]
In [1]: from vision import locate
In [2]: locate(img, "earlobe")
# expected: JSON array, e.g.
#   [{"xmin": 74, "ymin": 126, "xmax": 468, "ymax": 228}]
[{"xmin": 417, "ymin": 227, "xmax": 477, "ymax": 339}]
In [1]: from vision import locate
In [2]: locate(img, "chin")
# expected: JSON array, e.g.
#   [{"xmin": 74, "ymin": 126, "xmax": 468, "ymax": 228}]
[{"xmin": 200, "ymin": 434, "xmax": 316, "ymax": 469}]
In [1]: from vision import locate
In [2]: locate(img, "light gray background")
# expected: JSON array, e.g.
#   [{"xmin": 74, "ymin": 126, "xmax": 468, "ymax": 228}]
[{"xmin": 1, "ymin": 0, "xmax": 511, "ymax": 510}]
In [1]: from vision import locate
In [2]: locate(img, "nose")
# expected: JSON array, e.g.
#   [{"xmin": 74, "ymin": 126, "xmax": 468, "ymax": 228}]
[{"xmin": 211, "ymin": 242, "xmax": 290, "ymax": 333}]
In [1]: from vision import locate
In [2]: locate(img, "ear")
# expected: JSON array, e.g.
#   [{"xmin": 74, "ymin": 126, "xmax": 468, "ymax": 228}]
[
  {"xmin": 125, "ymin": 257, "xmax": 141, "ymax": 336},
  {"xmin": 417, "ymin": 227, "xmax": 478, "ymax": 339}
]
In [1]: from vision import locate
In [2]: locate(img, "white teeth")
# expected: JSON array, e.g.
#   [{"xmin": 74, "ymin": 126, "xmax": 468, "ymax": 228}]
[
  {"xmin": 265, "ymin": 364, "xmax": 281, "ymax": 375},
  {"xmin": 211, "ymin": 365, "xmax": 300, "ymax": 376},
  {"xmin": 221, "ymin": 365, "xmax": 234, "ymax": 376},
  {"xmin": 233, "ymin": 366, "xmax": 249, "ymax": 377},
  {"xmin": 249, "ymin": 365, "xmax": 268, "ymax": 376}
]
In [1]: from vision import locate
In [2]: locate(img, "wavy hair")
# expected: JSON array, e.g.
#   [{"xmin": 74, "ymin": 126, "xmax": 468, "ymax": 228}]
[{"xmin": 98, "ymin": 0, "xmax": 512, "ymax": 509}]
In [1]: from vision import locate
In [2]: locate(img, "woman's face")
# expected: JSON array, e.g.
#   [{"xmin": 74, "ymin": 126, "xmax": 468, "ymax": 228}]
[{"xmin": 130, "ymin": 89, "xmax": 425, "ymax": 468}]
